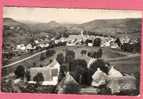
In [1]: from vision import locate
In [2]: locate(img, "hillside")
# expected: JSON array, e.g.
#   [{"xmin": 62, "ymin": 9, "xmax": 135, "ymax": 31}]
[
  {"xmin": 3, "ymin": 18, "xmax": 32, "ymax": 51},
  {"xmin": 21, "ymin": 18, "xmax": 141, "ymax": 36},
  {"xmin": 3, "ymin": 18, "xmax": 141, "ymax": 51},
  {"xmin": 4, "ymin": 18, "xmax": 30, "ymax": 31},
  {"xmin": 23, "ymin": 21, "xmax": 67, "ymax": 33},
  {"xmin": 80, "ymin": 18, "xmax": 141, "ymax": 37}
]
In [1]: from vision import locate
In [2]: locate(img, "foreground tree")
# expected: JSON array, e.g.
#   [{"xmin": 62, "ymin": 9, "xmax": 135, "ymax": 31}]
[
  {"xmin": 69, "ymin": 59, "xmax": 88, "ymax": 84},
  {"xmin": 14, "ymin": 65, "xmax": 25, "ymax": 79},
  {"xmin": 56, "ymin": 53, "xmax": 65, "ymax": 65},
  {"xmin": 65, "ymin": 50, "xmax": 75, "ymax": 63}
]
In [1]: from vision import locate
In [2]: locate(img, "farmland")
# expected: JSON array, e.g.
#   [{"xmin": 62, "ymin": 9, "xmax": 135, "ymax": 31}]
[{"xmin": 2, "ymin": 46, "xmax": 140, "ymax": 78}]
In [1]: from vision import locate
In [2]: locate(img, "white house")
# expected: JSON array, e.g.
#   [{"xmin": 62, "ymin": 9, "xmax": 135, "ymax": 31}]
[
  {"xmin": 26, "ymin": 44, "xmax": 33, "ymax": 50},
  {"xmin": 34, "ymin": 40, "xmax": 39, "ymax": 44},
  {"xmin": 16, "ymin": 44, "xmax": 26, "ymax": 51}
]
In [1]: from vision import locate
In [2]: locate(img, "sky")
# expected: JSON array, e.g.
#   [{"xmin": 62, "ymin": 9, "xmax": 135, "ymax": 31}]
[{"xmin": 4, "ymin": 7, "xmax": 142, "ymax": 24}]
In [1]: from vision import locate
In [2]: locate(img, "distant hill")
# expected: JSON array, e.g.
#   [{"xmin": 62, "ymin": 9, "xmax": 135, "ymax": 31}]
[
  {"xmin": 23, "ymin": 20, "xmax": 67, "ymax": 33},
  {"xmin": 21, "ymin": 18, "xmax": 142, "ymax": 37},
  {"xmin": 79, "ymin": 18, "xmax": 141, "ymax": 37}
]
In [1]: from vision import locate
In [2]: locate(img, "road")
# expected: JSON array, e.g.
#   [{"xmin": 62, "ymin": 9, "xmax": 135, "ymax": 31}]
[
  {"xmin": 3, "ymin": 47, "xmax": 140, "ymax": 69},
  {"xmin": 3, "ymin": 50, "xmax": 46, "ymax": 69},
  {"xmin": 2, "ymin": 46, "xmax": 140, "ymax": 79}
]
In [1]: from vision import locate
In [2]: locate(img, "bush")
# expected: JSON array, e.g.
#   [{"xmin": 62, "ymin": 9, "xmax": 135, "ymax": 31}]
[
  {"xmin": 14, "ymin": 65, "xmax": 25, "ymax": 79},
  {"xmin": 63, "ymin": 83, "xmax": 80, "ymax": 94},
  {"xmin": 65, "ymin": 50, "xmax": 75, "ymax": 63},
  {"xmin": 121, "ymin": 43, "xmax": 133, "ymax": 52}
]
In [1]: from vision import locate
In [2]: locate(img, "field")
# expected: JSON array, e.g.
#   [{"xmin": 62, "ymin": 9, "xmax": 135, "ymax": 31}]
[{"xmin": 2, "ymin": 46, "xmax": 140, "ymax": 79}]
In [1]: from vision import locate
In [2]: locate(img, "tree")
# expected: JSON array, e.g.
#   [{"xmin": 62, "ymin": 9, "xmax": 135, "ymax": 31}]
[
  {"xmin": 115, "ymin": 38, "xmax": 121, "ymax": 47},
  {"xmin": 56, "ymin": 53, "xmax": 65, "ymax": 65},
  {"xmin": 89, "ymin": 59, "xmax": 106, "ymax": 75},
  {"xmin": 62, "ymin": 33, "xmax": 69, "ymax": 38},
  {"xmin": 88, "ymin": 51, "xmax": 98, "ymax": 58},
  {"xmin": 96, "ymin": 48, "xmax": 103, "ymax": 58},
  {"xmin": 65, "ymin": 50, "xmax": 75, "ymax": 63},
  {"xmin": 81, "ymin": 50, "xmax": 87, "ymax": 56},
  {"xmin": 69, "ymin": 59, "xmax": 87, "ymax": 84},
  {"xmin": 87, "ymin": 52, "xmax": 92, "ymax": 57},
  {"xmin": 58, "ymin": 64, "xmax": 68, "ymax": 83},
  {"xmin": 93, "ymin": 38, "xmax": 101, "ymax": 47},
  {"xmin": 14, "ymin": 65, "xmax": 25, "ymax": 79}
]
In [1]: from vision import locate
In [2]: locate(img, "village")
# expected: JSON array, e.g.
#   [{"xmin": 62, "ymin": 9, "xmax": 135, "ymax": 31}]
[
  {"xmin": 2, "ymin": 7, "xmax": 141, "ymax": 95},
  {"xmin": 2, "ymin": 28, "xmax": 140, "ymax": 95},
  {"xmin": 7, "ymin": 29, "xmax": 139, "ymax": 56}
]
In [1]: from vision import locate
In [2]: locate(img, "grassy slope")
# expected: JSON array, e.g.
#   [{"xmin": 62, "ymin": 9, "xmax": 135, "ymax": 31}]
[
  {"xmin": 80, "ymin": 18, "xmax": 141, "ymax": 37},
  {"xmin": 2, "ymin": 46, "xmax": 140, "ymax": 77}
]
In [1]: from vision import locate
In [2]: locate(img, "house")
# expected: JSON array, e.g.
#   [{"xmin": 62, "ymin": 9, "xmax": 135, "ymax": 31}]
[
  {"xmin": 16, "ymin": 44, "xmax": 26, "ymax": 51},
  {"xmin": 119, "ymin": 36, "xmax": 130, "ymax": 44},
  {"xmin": 34, "ymin": 40, "xmax": 39, "ymax": 44},
  {"xmin": 26, "ymin": 44, "xmax": 33, "ymax": 50},
  {"xmin": 26, "ymin": 43, "xmax": 37, "ymax": 51},
  {"xmin": 38, "ymin": 42, "xmax": 49, "ymax": 48}
]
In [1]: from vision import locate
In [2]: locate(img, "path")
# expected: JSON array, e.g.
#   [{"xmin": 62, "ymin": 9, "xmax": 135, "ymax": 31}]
[{"xmin": 3, "ymin": 50, "xmax": 46, "ymax": 69}]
